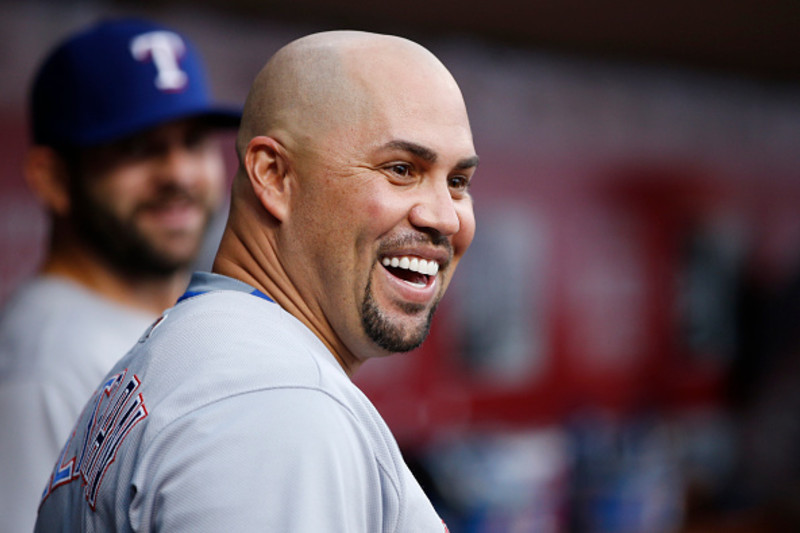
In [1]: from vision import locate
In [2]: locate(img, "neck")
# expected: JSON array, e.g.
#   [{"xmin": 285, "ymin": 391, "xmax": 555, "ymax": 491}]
[
  {"xmin": 212, "ymin": 204, "xmax": 363, "ymax": 377},
  {"xmin": 41, "ymin": 246, "xmax": 189, "ymax": 316}
]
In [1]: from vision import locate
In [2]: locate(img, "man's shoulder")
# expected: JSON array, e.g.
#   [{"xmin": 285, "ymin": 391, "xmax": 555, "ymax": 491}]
[
  {"xmin": 124, "ymin": 287, "xmax": 384, "ymax": 441},
  {"xmin": 0, "ymin": 277, "xmax": 75, "ymax": 320},
  {"xmin": 127, "ymin": 289, "xmax": 336, "ymax": 414},
  {"xmin": 1, "ymin": 275, "xmax": 153, "ymax": 332},
  {"xmin": 150, "ymin": 288, "xmax": 313, "ymax": 362},
  {"xmin": 0, "ymin": 276, "xmax": 152, "ymax": 379}
]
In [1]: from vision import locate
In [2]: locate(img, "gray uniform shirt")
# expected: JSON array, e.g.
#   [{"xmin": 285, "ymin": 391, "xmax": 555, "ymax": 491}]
[
  {"xmin": 0, "ymin": 276, "xmax": 155, "ymax": 533},
  {"xmin": 35, "ymin": 272, "xmax": 447, "ymax": 532}
]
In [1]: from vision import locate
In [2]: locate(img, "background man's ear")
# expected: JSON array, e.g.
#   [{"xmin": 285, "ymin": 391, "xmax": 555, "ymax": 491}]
[
  {"xmin": 24, "ymin": 146, "xmax": 71, "ymax": 216},
  {"xmin": 244, "ymin": 136, "xmax": 291, "ymax": 222}
]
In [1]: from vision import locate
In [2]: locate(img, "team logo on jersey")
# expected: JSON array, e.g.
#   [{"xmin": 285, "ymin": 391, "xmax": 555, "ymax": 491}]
[
  {"xmin": 130, "ymin": 30, "xmax": 188, "ymax": 92},
  {"xmin": 40, "ymin": 369, "xmax": 148, "ymax": 510}
]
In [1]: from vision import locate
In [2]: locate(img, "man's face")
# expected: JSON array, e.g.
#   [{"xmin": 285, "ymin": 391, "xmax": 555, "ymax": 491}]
[
  {"xmin": 68, "ymin": 118, "xmax": 226, "ymax": 277},
  {"xmin": 282, "ymin": 76, "xmax": 478, "ymax": 362}
]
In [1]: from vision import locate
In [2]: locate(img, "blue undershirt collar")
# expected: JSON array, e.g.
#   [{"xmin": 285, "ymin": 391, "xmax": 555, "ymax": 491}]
[{"xmin": 176, "ymin": 272, "xmax": 274, "ymax": 304}]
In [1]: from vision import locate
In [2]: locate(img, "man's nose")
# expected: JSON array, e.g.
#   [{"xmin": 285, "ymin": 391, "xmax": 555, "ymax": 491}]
[
  {"xmin": 409, "ymin": 178, "xmax": 461, "ymax": 236},
  {"xmin": 155, "ymin": 142, "xmax": 198, "ymax": 186}
]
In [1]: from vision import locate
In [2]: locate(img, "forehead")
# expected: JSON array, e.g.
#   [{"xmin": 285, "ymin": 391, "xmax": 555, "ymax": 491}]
[
  {"xmin": 288, "ymin": 38, "xmax": 475, "ymax": 165},
  {"xmin": 342, "ymin": 61, "xmax": 475, "ymax": 161}
]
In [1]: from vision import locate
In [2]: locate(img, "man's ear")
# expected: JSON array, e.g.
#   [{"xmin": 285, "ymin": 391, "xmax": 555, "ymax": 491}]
[
  {"xmin": 244, "ymin": 136, "xmax": 291, "ymax": 222},
  {"xmin": 24, "ymin": 146, "xmax": 71, "ymax": 216}
]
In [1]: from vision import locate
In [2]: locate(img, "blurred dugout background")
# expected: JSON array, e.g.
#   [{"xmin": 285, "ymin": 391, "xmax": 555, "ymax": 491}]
[{"xmin": 1, "ymin": 1, "xmax": 799, "ymax": 531}]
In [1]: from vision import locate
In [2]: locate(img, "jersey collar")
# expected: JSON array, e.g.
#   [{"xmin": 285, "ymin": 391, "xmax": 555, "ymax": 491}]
[{"xmin": 177, "ymin": 272, "xmax": 274, "ymax": 304}]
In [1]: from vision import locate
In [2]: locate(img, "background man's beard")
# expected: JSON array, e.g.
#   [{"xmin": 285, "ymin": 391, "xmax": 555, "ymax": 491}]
[
  {"xmin": 361, "ymin": 277, "xmax": 437, "ymax": 353},
  {"xmin": 70, "ymin": 190, "xmax": 205, "ymax": 278}
]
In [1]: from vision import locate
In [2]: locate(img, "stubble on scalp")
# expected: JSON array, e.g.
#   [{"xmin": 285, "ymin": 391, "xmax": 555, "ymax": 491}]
[
  {"xmin": 235, "ymin": 31, "xmax": 453, "ymax": 164},
  {"xmin": 235, "ymin": 32, "xmax": 372, "ymax": 164}
]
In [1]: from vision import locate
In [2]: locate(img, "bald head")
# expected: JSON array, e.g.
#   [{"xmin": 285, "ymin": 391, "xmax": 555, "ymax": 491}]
[
  {"xmin": 235, "ymin": 31, "xmax": 468, "ymax": 162},
  {"xmin": 217, "ymin": 30, "xmax": 477, "ymax": 371}
]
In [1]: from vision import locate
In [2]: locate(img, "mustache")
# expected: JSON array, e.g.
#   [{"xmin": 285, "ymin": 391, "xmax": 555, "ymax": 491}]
[
  {"xmin": 135, "ymin": 185, "xmax": 205, "ymax": 212},
  {"xmin": 378, "ymin": 232, "xmax": 453, "ymax": 266}
]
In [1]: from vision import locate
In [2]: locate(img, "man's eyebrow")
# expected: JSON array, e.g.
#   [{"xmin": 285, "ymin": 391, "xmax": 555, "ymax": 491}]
[
  {"xmin": 383, "ymin": 140, "xmax": 437, "ymax": 163},
  {"xmin": 383, "ymin": 140, "xmax": 479, "ymax": 170},
  {"xmin": 455, "ymin": 155, "xmax": 479, "ymax": 170}
]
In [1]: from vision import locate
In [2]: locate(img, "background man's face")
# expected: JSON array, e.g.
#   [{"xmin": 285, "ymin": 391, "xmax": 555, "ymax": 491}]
[{"xmin": 69, "ymin": 118, "xmax": 226, "ymax": 276}]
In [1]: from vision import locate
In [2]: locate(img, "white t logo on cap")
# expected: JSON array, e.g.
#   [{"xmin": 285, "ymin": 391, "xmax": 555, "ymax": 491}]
[{"xmin": 130, "ymin": 31, "xmax": 188, "ymax": 91}]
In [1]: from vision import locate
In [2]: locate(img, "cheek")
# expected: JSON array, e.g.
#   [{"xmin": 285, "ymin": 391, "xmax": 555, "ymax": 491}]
[
  {"xmin": 199, "ymin": 156, "xmax": 226, "ymax": 206},
  {"xmin": 453, "ymin": 203, "xmax": 476, "ymax": 257},
  {"xmin": 289, "ymin": 184, "xmax": 349, "ymax": 270},
  {"xmin": 87, "ymin": 172, "xmax": 141, "ymax": 217},
  {"xmin": 365, "ymin": 196, "xmax": 386, "ymax": 221},
  {"xmin": 362, "ymin": 185, "xmax": 410, "ymax": 234},
  {"xmin": 326, "ymin": 179, "xmax": 388, "ymax": 240},
  {"xmin": 201, "ymin": 147, "xmax": 226, "ymax": 183}
]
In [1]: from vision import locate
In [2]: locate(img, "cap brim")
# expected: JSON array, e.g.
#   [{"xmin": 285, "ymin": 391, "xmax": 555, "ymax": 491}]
[
  {"xmin": 74, "ymin": 105, "xmax": 241, "ymax": 147},
  {"xmin": 197, "ymin": 109, "xmax": 242, "ymax": 130}
]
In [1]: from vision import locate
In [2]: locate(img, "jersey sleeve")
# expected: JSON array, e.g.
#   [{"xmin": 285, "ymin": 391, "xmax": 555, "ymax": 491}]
[{"xmin": 128, "ymin": 387, "xmax": 388, "ymax": 532}]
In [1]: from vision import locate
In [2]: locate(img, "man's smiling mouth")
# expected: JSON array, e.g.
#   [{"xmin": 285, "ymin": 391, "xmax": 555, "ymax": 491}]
[{"xmin": 381, "ymin": 255, "xmax": 439, "ymax": 287}]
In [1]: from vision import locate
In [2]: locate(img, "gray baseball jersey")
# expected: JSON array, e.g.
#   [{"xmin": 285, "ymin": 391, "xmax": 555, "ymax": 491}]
[
  {"xmin": 0, "ymin": 276, "xmax": 155, "ymax": 533},
  {"xmin": 35, "ymin": 272, "xmax": 448, "ymax": 532}
]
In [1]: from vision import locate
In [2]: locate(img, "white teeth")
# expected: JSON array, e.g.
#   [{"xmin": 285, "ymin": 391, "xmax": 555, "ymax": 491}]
[{"xmin": 381, "ymin": 255, "xmax": 440, "ymax": 276}]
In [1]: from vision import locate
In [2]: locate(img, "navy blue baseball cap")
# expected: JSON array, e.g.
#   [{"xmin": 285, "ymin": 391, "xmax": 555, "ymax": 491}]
[{"xmin": 30, "ymin": 18, "xmax": 240, "ymax": 148}]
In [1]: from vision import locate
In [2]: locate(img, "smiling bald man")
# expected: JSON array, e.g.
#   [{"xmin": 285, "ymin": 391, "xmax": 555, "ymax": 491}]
[{"xmin": 35, "ymin": 31, "xmax": 477, "ymax": 532}]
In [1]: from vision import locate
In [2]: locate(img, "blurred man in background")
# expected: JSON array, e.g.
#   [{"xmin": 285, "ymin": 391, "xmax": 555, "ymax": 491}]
[{"xmin": 0, "ymin": 17, "xmax": 238, "ymax": 532}]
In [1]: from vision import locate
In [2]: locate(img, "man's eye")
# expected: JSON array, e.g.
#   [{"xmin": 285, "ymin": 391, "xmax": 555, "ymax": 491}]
[
  {"xmin": 115, "ymin": 139, "xmax": 153, "ymax": 160},
  {"xmin": 185, "ymin": 129, "xmax": 213, "ymax": 151},
  {"xmin": 448, "ymin": 175, "xmax": 470, "ymax": 192},
  {"xmin": 388, "ymin": 163, "xmax": 411, "ymax": 177}
]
